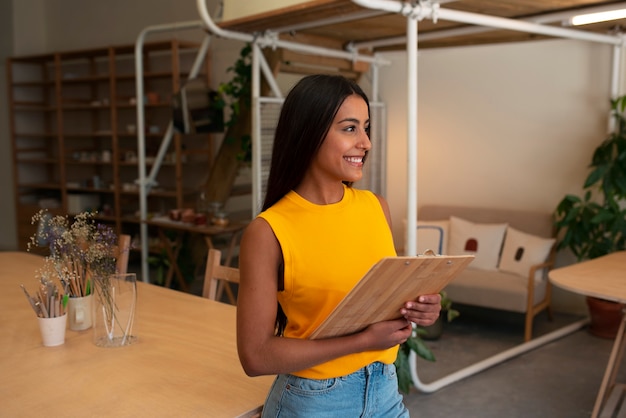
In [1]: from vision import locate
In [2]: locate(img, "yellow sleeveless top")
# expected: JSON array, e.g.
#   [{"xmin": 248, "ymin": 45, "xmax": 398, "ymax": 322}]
[{"xmin": 258, "ymin": 185, "xmax": 398, "ymax": 379}]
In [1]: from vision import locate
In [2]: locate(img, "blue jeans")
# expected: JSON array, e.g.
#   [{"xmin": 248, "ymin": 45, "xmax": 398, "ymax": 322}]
[{"xmin": 261, "ymin": 362, "xmax": 409, "ymax": 417}]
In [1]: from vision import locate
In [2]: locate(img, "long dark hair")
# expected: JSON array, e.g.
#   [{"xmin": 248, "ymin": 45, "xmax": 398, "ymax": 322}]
[
  {"xmin": 264, "ymin": 75, "xmax": 370, "ymax": 335},
  {"xmin": 262, "ymin": 74, "xmax": 370, "ymax": 212}
]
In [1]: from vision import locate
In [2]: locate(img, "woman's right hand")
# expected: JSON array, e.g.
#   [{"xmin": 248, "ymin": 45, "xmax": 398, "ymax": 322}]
[{"xmin": 360, "ymin": 318, "xmax": 413, "ymax": 351}]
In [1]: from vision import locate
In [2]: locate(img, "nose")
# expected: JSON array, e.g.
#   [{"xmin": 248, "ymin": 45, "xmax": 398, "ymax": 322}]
[{"xmin": 357, "ymin": 129, "xmax": 371, "ymax": 151}]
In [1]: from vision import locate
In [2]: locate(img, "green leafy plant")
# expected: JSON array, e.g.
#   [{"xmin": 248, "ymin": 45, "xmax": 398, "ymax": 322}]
[
  {"xmin": 148, "ymin": 251, "xmax": 171, "ymax": 286},
  {"xmin": 554, "ymin": 95, "xmax": 626, "ymax": 261},
  {"xmin": 216, "ymin": 43, "xmax": 252, "ymax": 162},
  {"xmin": 395, "ymin": 291, "xmax": 459, "ymax": 394}
]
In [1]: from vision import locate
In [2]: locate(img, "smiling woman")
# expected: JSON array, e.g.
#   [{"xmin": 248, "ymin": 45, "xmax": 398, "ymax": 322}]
[
  {"xmin": 303, "ymin": 94, "xmax": 371, "ymax": 200},
  {"xmin": 236, "ymin": 74, "xmax": 443, "ymax": 417}
]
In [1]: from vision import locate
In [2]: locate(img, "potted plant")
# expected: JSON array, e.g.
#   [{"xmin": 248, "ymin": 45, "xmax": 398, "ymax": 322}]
[
  {"xmin": 395, "ymin": 291, "xmax": 459, "ymax": 393},
  {"xmin": 554, "ymin": 94, "xmax": 626, "ymax": 338}
]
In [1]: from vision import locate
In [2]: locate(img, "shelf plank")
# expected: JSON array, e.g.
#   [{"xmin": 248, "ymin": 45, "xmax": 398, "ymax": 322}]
[
  {"xmin": 13, "ymin": 104, "xmax": 57, "ymax": 111},
  {"xmin": 60, "ymin": 104, "xmax": 112, "ymax": 110},
  {"xmin": 15, "ymin": 158, "xmax": 58, "ymax": 164},
  {"xmin": 66, "ymin": 186, "xmax": 115, "ymax": 194},
  {"xmin": 11, "ymin": 81, "xmax": 54, "ymax": 87},
  {"xmin": 17, "ymin": 182, "xmax": 62, "ymax": 190},
  {"xmin": 13, "ymin": 133, "xmax": 58, "ymax": 138}
]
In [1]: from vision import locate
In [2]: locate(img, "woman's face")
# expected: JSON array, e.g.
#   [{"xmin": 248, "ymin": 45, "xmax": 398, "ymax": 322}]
[{"xmin": 309, "ymin": 94, "xmax": 371, "ymax": 184}]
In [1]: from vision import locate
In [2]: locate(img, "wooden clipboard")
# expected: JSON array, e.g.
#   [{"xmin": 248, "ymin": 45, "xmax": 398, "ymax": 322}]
[{"xmin": 309, "ymin": 254, "xmax": 474, "ymax": 339}]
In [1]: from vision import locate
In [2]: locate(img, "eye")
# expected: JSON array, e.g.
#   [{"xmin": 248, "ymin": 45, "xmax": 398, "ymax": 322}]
[{"xmin": 365, "ymin": 125, "xmax": 370, "ymax": 135}]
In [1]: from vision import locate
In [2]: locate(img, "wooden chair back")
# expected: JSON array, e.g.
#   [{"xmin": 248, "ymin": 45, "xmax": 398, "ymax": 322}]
[
  {"xmin": 116, "ymin": 234, "xmax": 131, "ymax": 275},
  {"xmin": 203, "ymin": 249, "xmax": 239, "ymax": 304}
]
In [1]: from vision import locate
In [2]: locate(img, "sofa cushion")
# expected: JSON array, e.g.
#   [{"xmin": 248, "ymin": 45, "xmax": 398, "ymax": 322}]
[
  {"xmin": 498, "ymin": 226, "xmax": 555, "ymax": 280},
  {"xmin": 444, "ymin": 269, "xmax": 547, "ymax": 313},
  {"xmin": 448, "ymin": 216, "xmax": 507, "ymax": 271},
  {"xmin": 417, "ymin": 220, "xmax": 449, "ymax": 255}
]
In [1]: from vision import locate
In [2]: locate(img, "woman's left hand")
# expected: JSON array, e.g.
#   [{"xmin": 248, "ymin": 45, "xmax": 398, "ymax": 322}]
[{"xmin": 400, "ymin": 294, "xmax": 442, "ymax": 326}]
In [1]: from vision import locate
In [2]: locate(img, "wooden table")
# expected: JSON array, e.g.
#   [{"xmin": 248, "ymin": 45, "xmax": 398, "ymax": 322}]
[
  {"xmin": 549, "ymin": 251, "xmax": 626, "ymax": 418},
  {"xmin": 145, "ymin": 216, "xmax": 247, "ymax": 292},
  {"xmin": 0, "ymin": 251, "xmax": 273, "ymax": 417}
]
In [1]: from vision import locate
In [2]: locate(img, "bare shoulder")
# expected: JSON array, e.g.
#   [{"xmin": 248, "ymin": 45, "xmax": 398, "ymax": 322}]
[
  {"xmin": 240, "ymin": 217, "xmax": 282, "ymax": 270},
  {"xmin": 373, "ymin": 193, "xmax": 392, "ymax": 228},
  {"xmin": 241, "ymin": 217, "xmax": 275, "ymax": 247},
  {"xmin": 373, "ymin": 193, "xmax": 389, "ymax": 208}
]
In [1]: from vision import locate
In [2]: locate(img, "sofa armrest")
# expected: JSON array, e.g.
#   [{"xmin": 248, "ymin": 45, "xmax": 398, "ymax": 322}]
[
  {"xmin": 526, "ymin": 260, "xmax": 554, "ymax": 291},
  {"xmin": 526, "ymin": 259, "xmax": 554, "ymax": 313},
  {"xmin": 528, "ymin": 260, "xmax": 554, "ymax": 281}
]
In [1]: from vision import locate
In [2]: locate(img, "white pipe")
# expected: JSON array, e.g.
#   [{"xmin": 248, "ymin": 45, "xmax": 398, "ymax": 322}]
[
  {"xmin": 370, "ymin": 65, "xmax": 387, "ymax": 196},
  {"xmin": 405, "ymin": 16, "xmax": 418, "ymax": 257},
  {"xmin": 196, "ymin": 0, "xmax": 255, "ymax": 43},
  {"xmin": 354, "ymin": 2, "xmax": 626, "ymax": 50},
  {"xmin": 409, "ymin": 318, "xmax": 589, "ymax": 393},
  {"xmin": 196, "ymin": 0, "xmax": 389, "ymax": 66},
  {"xmin": 251, "ymin": 44, "xmax": 262, "ymax": 217},
  {"xmin": 146, "ymin": 122, "xmax": 174, "ymax": 188},
  {"xmin": 611, "ymin": 44, "xmax": 623, "ymax": 100},
  {"xmin": 608, "ymin": 43, "xmax": 624, "ymax": 133},
  {"xmin": 380, "ymin": 100, "xmax": 388, "ymax": 198},
  {"xmin": 257, "ymin": 51, "xmax": 283, "ymax": 99},
  {"xmin": 437, "ymin": 8, "xmax": 622, "ymax": 45},
  {"xmin": 350, "ymin": 0, "xmax": 623, "ymax": 46},
  {"xmin": 135, "ymin": 20, "xmax": 207, "ymax": 283},
  {"xmin": 260, "ymin": 97, "xmax": 285, "ymax": 105},
  {"xmin": 145, "ymin": 35, "xmax": 212, "ymax": 189}
]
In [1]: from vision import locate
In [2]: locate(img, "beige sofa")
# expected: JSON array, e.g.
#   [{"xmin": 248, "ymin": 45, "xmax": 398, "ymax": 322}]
[{"xmin": 416, "ymin": 205, "xmax": 557, "ymax": 341}]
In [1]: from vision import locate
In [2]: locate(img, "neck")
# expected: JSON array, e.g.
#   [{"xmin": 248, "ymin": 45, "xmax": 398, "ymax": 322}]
[{"xmin": 294, "ymin": 182, "xmax": 345, "ymax": 205}]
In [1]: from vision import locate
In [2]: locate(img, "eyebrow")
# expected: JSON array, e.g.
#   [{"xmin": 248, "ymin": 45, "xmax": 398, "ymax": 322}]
[{"xmin": 338, "ymin": 117, "xmax": 370, "ymax": 125}]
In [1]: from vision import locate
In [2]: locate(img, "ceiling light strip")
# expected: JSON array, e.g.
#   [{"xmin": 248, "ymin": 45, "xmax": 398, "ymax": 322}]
[{"xmin": 570, "ymin": 9, "xmax": 626, "ymax": 26}]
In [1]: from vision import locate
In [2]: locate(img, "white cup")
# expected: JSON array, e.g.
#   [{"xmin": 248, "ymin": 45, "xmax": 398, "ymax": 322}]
[
  {"xmin": 68, "ymin": 294, "xmax": 93, "ymax": 331},
  {"xmin": 37, "ymin": 314, "xmax": 67, "ymax": 347}
]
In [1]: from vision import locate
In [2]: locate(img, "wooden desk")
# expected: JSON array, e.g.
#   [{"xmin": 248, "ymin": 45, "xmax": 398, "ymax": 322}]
[
  {"xmin": 145, "ymin": 217, "xmax": 247, "ymax": 292},
  {"xmin": 549, "ymin": 251, "xmax": 626, "ymax": 418},
  {"xmin": 0, "ymin": 251, "xmax": 273, "ymax": 417}
]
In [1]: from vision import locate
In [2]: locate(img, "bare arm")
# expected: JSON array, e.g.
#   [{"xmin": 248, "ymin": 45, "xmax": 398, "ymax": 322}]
[{"xmin": 236, "ymin": 217, "xmax": 412, "ymax": 377}]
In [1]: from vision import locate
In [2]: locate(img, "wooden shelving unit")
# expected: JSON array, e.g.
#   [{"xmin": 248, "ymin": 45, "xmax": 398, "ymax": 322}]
[{"xmin": 8, "ymin": 40, "xmax": 213, "ymax": 249}]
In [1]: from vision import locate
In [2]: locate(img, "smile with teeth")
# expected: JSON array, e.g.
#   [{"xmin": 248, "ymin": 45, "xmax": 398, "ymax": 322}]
[{"xmin": 344, "ymin": 156, "xmax": 363, "ymax": 164}]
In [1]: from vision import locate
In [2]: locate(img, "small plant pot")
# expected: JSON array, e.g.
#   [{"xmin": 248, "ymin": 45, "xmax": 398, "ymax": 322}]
[
  {"xmin": 420, "ymin": 315, "xmax": 444, "ymax": 340},
  {"xmin": 586, "ymin": 296, "xmax": 624, "ymax": 339}
]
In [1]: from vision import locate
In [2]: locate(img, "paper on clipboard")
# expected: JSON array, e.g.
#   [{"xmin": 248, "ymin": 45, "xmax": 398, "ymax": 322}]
[{"xmin": 309, "ymin": 254, "xmax": 474, "ymax": 339}]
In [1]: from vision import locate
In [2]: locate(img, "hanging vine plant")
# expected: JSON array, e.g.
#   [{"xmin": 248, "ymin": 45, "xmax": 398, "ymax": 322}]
[{"xmin": 215, "ymin": 43, "xmax": 252, "ymax": 163}]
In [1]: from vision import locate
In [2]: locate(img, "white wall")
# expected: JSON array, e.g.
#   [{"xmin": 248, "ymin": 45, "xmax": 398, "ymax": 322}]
[
  {"xmin": 11, "ymin": 0, "xmax": 45, "ymax": 55},
  {"xmin": 379, "ymin": 39, "xmax": 615, "ymax": 313},
  {"xmin": 14, "ymin": 0, "xmax": 204, "ymax": 54}
]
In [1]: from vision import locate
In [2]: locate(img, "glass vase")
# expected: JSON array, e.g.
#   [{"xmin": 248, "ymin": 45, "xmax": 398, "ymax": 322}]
[{"xmin": 92, "ymin": 273, "xmax": 137, "ymax": 347}]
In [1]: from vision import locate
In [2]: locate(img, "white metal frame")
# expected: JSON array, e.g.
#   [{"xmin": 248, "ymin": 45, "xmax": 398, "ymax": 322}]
[
  {"xmin": 135, "ymin": 20, "xmax": 210, "ymax": 285},
  {"xmin": 132, "ymin": 0, "xmax": 626, "ymax": 392}
]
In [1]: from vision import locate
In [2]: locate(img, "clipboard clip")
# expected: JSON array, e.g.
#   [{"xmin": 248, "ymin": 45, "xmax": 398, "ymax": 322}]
[{"xmin": 420, "ymin": 249, "xmax": 454, "ymax": 265}]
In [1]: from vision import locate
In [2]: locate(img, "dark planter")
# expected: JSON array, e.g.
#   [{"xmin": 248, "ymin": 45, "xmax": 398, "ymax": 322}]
[
  {"xmin": 586, "ymin": 296, "xmax": 624, "ymax": 339},
  {"xmin": 420, "ymin": 315, "xmax": 444, "ymax": 340}
]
